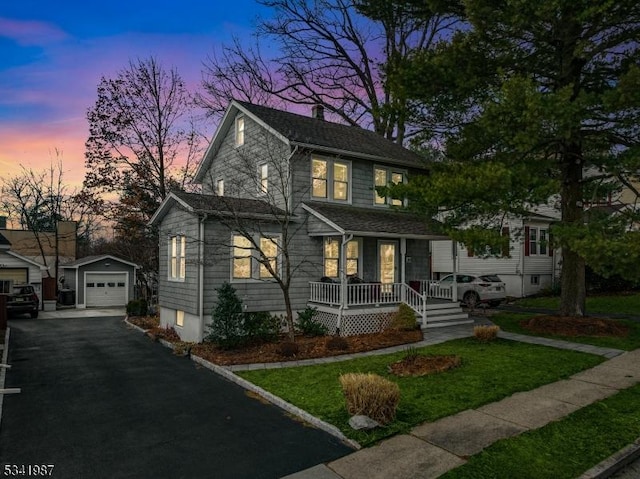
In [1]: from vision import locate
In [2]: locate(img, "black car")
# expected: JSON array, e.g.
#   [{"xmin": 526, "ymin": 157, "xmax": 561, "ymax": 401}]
[{"xmin": 3, "ymin": 284, "xmax": 39, "ymax": 318}]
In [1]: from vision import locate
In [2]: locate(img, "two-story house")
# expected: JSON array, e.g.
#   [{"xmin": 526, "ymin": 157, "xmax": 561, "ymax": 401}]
[{"xmin": 150, "ymin": 101, "xmax": 469, "ymax": 342}]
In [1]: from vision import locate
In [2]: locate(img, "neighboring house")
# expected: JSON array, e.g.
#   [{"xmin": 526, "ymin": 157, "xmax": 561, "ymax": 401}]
[
  {"xmin": 432, "ymin": 212, "xmax": 559, "ymax": 298},
  {"xmin": 0, "ymin": 232, "xmax": 48, "ymax": 302},
  {"xmin": 0, "ymin": 217, "xmax": 77, "ymax": 271},
  {"xmin": 60, "ymin": 255, "xmax": 138, "ymax": 309},
  {"xmin": 150, "ymin": 100, "xmax": 469, "ymax": 342}
]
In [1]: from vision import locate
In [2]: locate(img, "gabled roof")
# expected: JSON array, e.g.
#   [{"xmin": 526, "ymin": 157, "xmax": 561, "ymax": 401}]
[
  {"xmin": 149, "ymin": 191, "xmax": 289, "ymax": 226},
  {"xmin": 1, "ymin": 250, "xmax": 48, "ymax": 270},
  {"xmin": 194, "ymin": 100, "xmax": 428, "ymax": 182},
  {"xmin": 61, "ymin": 254, "xmax": 139, "ymax": 269},
  {"xmin": 302, "ymin": 202, "xmax": 449, "ymax": 240}
]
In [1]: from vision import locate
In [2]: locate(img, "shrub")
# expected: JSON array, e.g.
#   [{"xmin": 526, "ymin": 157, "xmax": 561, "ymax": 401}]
[
  {"xmin": 206, "ymin": 282, "xmax": 246, "ymax": 349},
  {"xmin": 389, "ymin": 303, "xmax": 418, "ymax": 331},
  {"xmin": 339, "ymin": 373, "xmax": 400, "ymax": 425},
  {"xmin": 277, "ymin": 341, "xmax": 299, "ymax": 357},
  {"xmin": 126, "ymin": 298, "xmax": 148, "ymax": 316},
  {"xmin": 474, "ymin": 325, "xmax": 500, "ymax": 343},
  {"xmin": 296, "ymin": 307, "xmax": 328, "ymax": 337},
  {"xmin": 326, "ymin": 335, "xmax": 349, "ymax": 351},
  {"xmin": 244, "ymin": 311, "xmax": 280, "ymax": 343}
]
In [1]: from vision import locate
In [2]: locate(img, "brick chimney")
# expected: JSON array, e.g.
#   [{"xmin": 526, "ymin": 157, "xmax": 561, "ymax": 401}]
[{"xmin": 311, "ymin": 104, "xmax": 325, "ymax": 120}]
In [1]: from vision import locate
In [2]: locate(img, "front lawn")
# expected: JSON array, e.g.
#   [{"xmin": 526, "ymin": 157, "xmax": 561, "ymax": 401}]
[
  {"xmin": 492, "ymin": 312, "xmax": 640, "ymax": 351},
  {"xmin": 515, "ymin": 292, "xmax": 640, "ymax": 316},
  {"xmin": 237, "ymin": 338, "xmax": 603, "ymax": 446},
  {"xmin": 442, "ymin": 383, "xmax": 640, "ymax": 479}
]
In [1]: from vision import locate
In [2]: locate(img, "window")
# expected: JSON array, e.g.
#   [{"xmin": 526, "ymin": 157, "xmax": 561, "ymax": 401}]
[
  {"xmin": 216, "ymin": 178, "xmax": 224, "ymax": 196},
  {"xmin": 374, "ymin": 166, "xmax": 405, "ymax": 206},
  {"xmin": 311, "ymin": 158, "xmax": 350, "ymax": 202},
  {"xmin": 0, "ymin": 280, "xmax": 10, "ymax": 294},
  {"xmin": 526, "ymin": 227, "xmax": 549, "ymax": 256},
  {"xmin": 176, "ymin": 310, "xmax": 184, "ymax": 327},
  {"xmin": 531, "ymin": 275, "xmax": 540, "ymax": 285},
  {"xmin": 169, "ymin": 235, "xmax": 186, "ymax": 280},
  {"xmin": 259, "ymin": 163, "xmax": 268, "ymax": 194},
  {"xmin": 235, "ymin": 116, "xmax": 245, "ymax": 146},
  {"xmin": 323, "ymin": 238, "xmax": 360, "ymax": 278},
  {"xmin": 232, "ymin": 235, "xmax": 252, "ymax": 279},
  {"xmin": 117, "ymin": 282, "xmax": 125, "ymax": 287},
  {"xmin": 232, "ymin": 234, "xmax": 281, "ymax": 281}
]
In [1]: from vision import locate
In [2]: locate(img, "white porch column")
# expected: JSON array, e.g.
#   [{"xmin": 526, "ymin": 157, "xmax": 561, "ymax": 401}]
[
  {"xmin": 451, "ymin": 241, "xmax": 458, "ymax": 302},
  {"xmin": 336, "ymin": 234, "xmax": 352, "ymax": 335},
  {"xmin": 400, "ymin": 237, "xmax": 407, "ymax": 303}
]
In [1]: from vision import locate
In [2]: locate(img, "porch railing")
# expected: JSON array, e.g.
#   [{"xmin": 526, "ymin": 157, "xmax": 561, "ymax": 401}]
[
  {"xmin": 418, "ymin": 280, "xmax": 454, "ymax": 300},
  {"xmin": 310, "ymin": 281, "xmax": 442, "ymax": 306}
]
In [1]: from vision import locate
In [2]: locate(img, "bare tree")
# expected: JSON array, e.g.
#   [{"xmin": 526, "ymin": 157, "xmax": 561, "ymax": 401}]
[{"xmin": 201, "ymin": 0, "xmax": 457, "ymax": 143}]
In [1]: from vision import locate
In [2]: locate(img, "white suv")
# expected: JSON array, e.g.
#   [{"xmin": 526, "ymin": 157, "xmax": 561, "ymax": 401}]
[{"xmin": 438, "ymin": 274, "xmax": 506, "ymax": 308}]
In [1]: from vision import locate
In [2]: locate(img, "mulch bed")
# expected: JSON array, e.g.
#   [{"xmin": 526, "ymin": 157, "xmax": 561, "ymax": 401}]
[
  {"xmin": 191, "ymin": 329, "xmax": 424, "ymax": 366},
  {"xmin": 520, "ymin": 315, "xmax": 630, "ymax": 337},
  {"xmin": 127, "ymin": 315, "xmax": 160, "ymax": 330},
  {"xmin": 388, "ymin": 354, "xmax": 462, "ymax": 377}
]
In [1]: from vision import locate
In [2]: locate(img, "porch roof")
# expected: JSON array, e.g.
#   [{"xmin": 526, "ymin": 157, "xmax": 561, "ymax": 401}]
[{"xmin": 302, "ymin": 202, "xmax": 449, "ymax": 240}]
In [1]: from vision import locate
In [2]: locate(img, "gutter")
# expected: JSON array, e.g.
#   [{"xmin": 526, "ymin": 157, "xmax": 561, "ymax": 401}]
[{"xmin": 198, "ymin": 213, "xmax": 208, "ymax": 342}]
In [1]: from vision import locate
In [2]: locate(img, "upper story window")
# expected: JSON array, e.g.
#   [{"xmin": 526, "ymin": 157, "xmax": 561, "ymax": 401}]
[
  {"xmin": 526, "ymin": 227, "xmax": 549, "ymax": 256},
  {"xmin": 235, "ymin": 116, "xmax": 245, "ymax": 147},
  {"xmin": 259, "ymin": 163, "xmax": 268, "ymax": 194},
  {"xmin": 311, "ymin": 157, "xmax": 350, "ymax": 202},
  {"xmin": 216, "ymin": 178, "xmax": 224, "ymax": 196},
  {"xmin": 374, "ymin": 166, "xmax": 405, "ymax": 206},
  {"xmin": 232, "ymin": 233, "xmax": 281, "ymax": 281},
  {"xmin": 169, "ymin": 235, "xmax": 186, "ymax": 281}
]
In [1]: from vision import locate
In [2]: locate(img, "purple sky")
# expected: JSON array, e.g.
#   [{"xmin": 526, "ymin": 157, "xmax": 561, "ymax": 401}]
[{"xmin": 0, "ymin": 0, "xmax": 270, "ymax": 186}]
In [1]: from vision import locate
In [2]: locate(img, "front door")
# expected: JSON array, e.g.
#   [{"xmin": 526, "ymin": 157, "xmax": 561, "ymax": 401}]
[{"xmin": 378, "ymin": 241, "xmax": 399, "ymax": 285}]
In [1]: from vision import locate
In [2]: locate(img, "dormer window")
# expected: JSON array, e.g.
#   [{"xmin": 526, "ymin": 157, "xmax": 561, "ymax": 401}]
[{"xmin": 235, "ymin": 116, "xmax": 245, "ymax": 147}]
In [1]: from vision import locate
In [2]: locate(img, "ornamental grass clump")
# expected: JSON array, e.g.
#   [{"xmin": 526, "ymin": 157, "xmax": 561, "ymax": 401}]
[
  {"xmin": 339, "ymin": 373, "xmax": 400, "ymax": 425},
  {"xmin": 474, "ymin": 325, "xmax": 500, "ymax": 343}
]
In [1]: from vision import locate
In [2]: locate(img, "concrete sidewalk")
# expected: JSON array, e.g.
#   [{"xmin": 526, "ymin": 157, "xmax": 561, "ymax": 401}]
[{"xmin": 282, "ymin": 333, "xmax": 639, "ymax": 479}]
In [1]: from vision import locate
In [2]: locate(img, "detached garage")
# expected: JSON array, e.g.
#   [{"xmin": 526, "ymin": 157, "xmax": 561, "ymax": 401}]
[{"xmin": 61, "ymin": 255, "xmax": 138, "ymax": 309}]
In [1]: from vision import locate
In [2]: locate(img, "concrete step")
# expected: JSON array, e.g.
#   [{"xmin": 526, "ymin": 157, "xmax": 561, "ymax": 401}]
[
  {"xmin": 425, "ymin": 302, "xmax": 461, "ymax": 311},
  {"xmin": 423, "ymin": 318, "xmax": 474, "ymax": 329}
]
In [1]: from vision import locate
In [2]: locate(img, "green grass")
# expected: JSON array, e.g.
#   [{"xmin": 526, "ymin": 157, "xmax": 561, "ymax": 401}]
[
  {"xmin": 492, "ymin": 312, "xmax": 640, "ymax": 351},
  {"xmin": 238, "ymin": 338, "xmax": 602, "ymax": 445},
  {"xmin": 515, "ymin": 292, "xmax": 640, "ymax": 316},
  {"xmin": 442, "ymin": 383, "xmax": 640, "ymax": 479}
]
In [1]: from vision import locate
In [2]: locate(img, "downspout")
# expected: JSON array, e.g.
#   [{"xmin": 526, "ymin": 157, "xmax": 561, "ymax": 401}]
[
  {"xmin": 520, "ymin": 219, "xmax": 525, "ymax": 298},
  {"xmin": 198, "ymin": 213, "xmax": 208, "ymax": 341},
  {"xmin": 336, "ymin": 233, "xmax": 353, "ymax": 335}
]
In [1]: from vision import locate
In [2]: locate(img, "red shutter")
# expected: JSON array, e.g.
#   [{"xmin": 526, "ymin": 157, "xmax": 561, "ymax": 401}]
[
  {"xmin": 524, "ymin": 226, "xmax": 530, "ymax": 256},
  {"xmin": 502, "ymin": 226, "xmax": 510, "ymax": 257},
  {"xmin": 467, "ymin": 245, "xmax": 474, "ymax": 257}
]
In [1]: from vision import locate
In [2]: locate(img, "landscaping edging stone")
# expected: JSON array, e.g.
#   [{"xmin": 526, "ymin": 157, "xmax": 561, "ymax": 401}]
[
  {"xmin": 578, "ymin": 438, "xmax": 640, "ymax": 479},
  {"xmin": 0, "ymin": 327, "xmax": 11, "ymax": 430},
  {"xmin": 124, "ymin": 317, "xmax": 360, "ymax": 450}
]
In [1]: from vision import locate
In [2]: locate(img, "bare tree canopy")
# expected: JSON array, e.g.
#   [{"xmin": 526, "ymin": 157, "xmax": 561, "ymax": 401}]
[{"xmin": 201, "ymin": 0, "xmax": 458, "ymax": 143}]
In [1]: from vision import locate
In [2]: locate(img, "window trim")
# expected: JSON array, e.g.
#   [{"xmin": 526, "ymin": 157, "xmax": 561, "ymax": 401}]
[
  {"xmin": 216, "ymin": 178, "xmax": 224, "ymax": 196},
  {"xmin": 258, "ymin": 163, "xmax": 268, "ymax": 195},
  {"xmin": 373, "ymin": 165, "xmax": 406, "ymax": 207},
  {"xmin": 235, "ymin": 115, "xmax": 245, "ymax": 147},
  {"xmin": 230, "ymin": 233, "xmax": 282, "ymax": 282},
  {"xmin": 168, "ymin": 234, "xmax": 186, "ymax": 282},
  {"xmin": 311, "ymin": 156, "xmax": 352, "ymax": 203},
  {"xmin": 526, "ymin": 226, "xmax": 549, "ymax": 256},
  {"xmin": 323, "ymin": 237, "xmax": 362, "ymax": 278},
  {"xmin": 176, "ymin": 310, "xmax": 184, "ymax": 327}
]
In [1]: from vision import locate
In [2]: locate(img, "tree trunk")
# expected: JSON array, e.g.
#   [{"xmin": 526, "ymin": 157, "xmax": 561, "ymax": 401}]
[
  {"xmin": 283, "ymin": 288, "xmax": 295, "ymax": 342},
  {"xmin": 559, "ymin": 143, "xmax": 586, "ymax": 316}
]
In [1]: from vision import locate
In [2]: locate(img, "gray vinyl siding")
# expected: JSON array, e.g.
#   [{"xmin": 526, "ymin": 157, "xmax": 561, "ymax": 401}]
[
  {"xmin": 201, "ymin": 218, "xmax": 324, "ymax": 318},
  {"xmin": 200, "ymin": 112, "xmax": 291, "ymax": 211},
  {"xmin": 157, "ymin": 208, "xmax": 201, "ymax": 315},
  {"xmin": 406, "ymin": 239, "xmax": 430, "ymax": 281}
]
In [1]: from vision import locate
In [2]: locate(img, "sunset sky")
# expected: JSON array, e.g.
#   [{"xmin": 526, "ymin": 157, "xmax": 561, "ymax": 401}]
[{"xmin": 0, "ymin": 0, "xmax": 270, "ymax": 187}]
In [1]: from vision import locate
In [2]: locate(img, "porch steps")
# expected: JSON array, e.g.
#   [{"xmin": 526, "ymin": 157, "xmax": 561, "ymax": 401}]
[{"xmin": 422, "ymin": 301, "xmax": 473, "ymax": 329}]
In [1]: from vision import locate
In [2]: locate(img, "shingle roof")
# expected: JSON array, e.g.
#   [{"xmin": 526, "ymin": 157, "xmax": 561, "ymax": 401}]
[
  {"xmin": 303, "ymin": 202, "xmax": 448, "ymax": 239},
  {"xmin": 173, "ymin": 191, "xmax": 288, "ymax": 217},
  {"xmin": 236, "ymin": 101, "xmax": 427, "ymax": 168}
]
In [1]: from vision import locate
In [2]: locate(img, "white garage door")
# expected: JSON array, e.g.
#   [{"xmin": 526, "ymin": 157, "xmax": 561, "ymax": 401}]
[{"xmin": 85, "ymin": 273, "xmax": 127, "ymax": 307}]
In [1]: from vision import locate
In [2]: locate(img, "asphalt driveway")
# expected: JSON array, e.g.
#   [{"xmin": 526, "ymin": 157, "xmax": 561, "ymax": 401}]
[{"xmin": 0, "ymin": 315, "xmax": 352, "ymax": 478}]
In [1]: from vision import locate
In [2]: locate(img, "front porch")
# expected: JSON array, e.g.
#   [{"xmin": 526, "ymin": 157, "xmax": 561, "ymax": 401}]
[{"xmin": 309, "ymin": 281, "xmax": 471, "ymax": 335}]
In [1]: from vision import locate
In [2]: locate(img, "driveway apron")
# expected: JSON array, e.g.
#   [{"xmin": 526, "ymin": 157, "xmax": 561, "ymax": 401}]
[{"xmin": 0, "ymin": 316, "xmax": 352, "ymax": 479}]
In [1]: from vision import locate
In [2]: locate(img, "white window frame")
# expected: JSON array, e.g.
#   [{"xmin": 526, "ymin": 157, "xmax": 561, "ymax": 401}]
[
  {"xmin": 529, "ymin": 227, "xmax": 548, "ymax": 256},
  {"xmin": 373, "ymin": 165, "xmax": 406, "ymax": 206},
  {"xmin": 231, "ymin": 233, "xmax": 282, "ymax": 282},
  {"xmin": 531, "ymin": 275, "xmax": 540, "ymax": 285},
  {"xmin": 176, "ymin": 310, "xmax": 184, "ymax": 327},
  {"xmin": 235, "ymin": 115, "xmax": 245, "ymax": 147},
  {"xmin": 311, "ymin": 157, "xmax": 351, "ymax": 203},
  {"xmin": 169, "ymin": 235, "xmax": 186, "ymax": 281},
  {"xmin": 323, "ymin": 237, "xmax": 361, "ymax": 278},
  {"xmin": 216, "ymin": 178, "xmax": 224, "ymax": 196},
  {"xmin": 0, "ymin": 280, "xmax": 11, "ymax": 294},
  {"xmin": 258, "ymin": 163, "xmax": 268, "ymax": 195}
]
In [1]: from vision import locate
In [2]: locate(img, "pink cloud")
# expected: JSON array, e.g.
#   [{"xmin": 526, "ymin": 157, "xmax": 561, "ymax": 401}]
[{"xmin": 0, "ymin": 17, "xmax": 69, "ymax": 46}]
